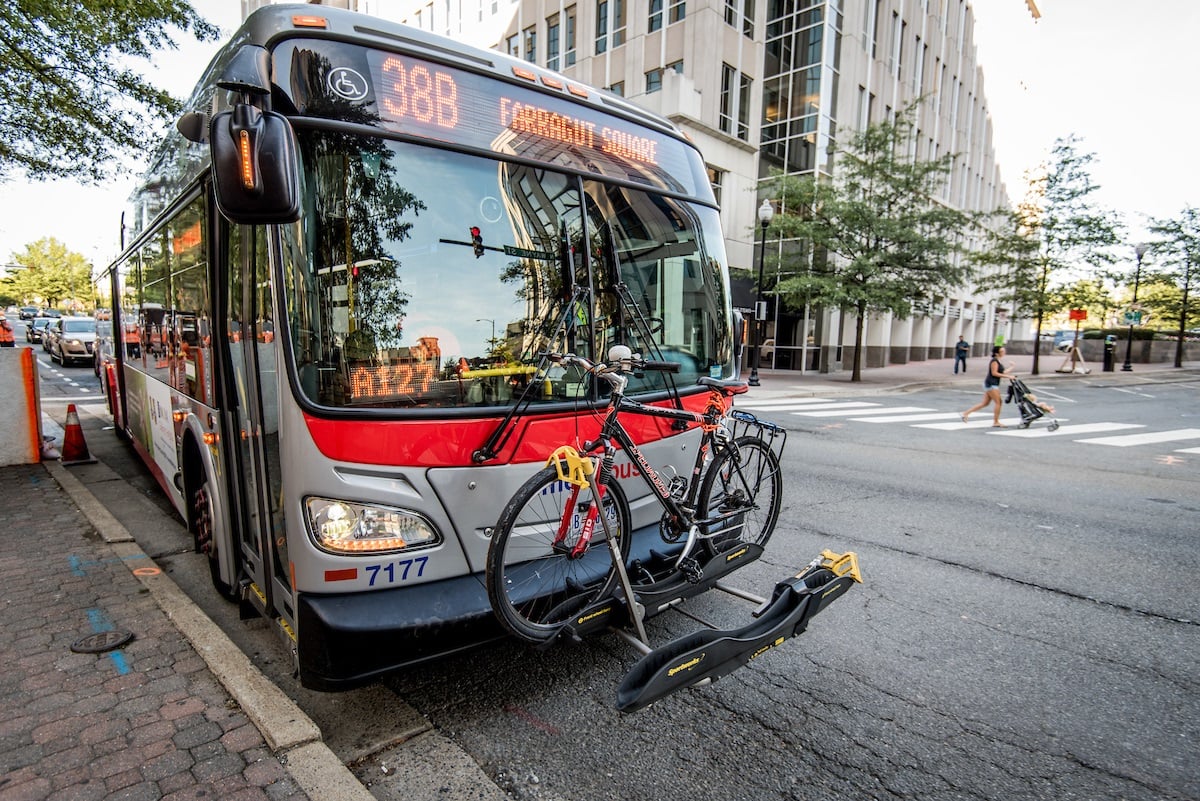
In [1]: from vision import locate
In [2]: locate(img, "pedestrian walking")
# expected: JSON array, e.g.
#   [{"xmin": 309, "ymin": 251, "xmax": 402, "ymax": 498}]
[
  {"xmin": 961, "ymin": 345, "xmax": 1016, "ymax": 428},
  {"xmin": 0, "ymin": 314, "xmax": 15, "ymax": 347},
  {"xmin": 954, "ymin": 335, "xmax": 969, "ymax": 374}
]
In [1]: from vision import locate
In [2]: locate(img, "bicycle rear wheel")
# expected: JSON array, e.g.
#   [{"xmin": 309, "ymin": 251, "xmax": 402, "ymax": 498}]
[
  {"xmin": 486, "ymin": 465, "xmax": 631, "ymax": 644},
  {"xmin": 698, "ymin": 436, "xmax": 782, "ymax": 557}
]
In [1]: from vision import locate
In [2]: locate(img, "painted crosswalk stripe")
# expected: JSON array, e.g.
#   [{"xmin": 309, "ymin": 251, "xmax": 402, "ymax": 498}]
[
  {"xmin": 1174, "ymin": 447, "xmax": 1200, "ymax": 454},
  {"xmin": 736, "ymin": 398, "xmax": 834, "ymax": 410},
  {"xmin": 844, "ymin": 407, "xmax": 937, "ymax": 420},
  {"xmin": 791, "ymin": 403, "xmax": 896, "ymax": 417},
  {"xmin": 1076, "ymin": 428, "xmax": 1200, "ymax": 447},
  {"xmin": 856, "ymin": 412, "xmax": 965, "ymax": 423},
  {"xmin": 914, "ymin": 418, "xmax": 1024, "ymax": 430},
  {"xmin": 988, "ymin": 422, "xmax": 1140, "ymax": 438},
  {"xmin": 784, "ymin": 401, "xmax": 881, "ymax": 413}
]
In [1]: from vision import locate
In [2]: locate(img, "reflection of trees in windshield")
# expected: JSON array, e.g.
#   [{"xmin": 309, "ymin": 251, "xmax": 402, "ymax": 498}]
[
  {"xmin": 494, "ymin": 162, "xmax": 583, "ymax": 361},
  {"xmin": 296, "ymin": 50, "xmax": 426, "ymax": 353}
]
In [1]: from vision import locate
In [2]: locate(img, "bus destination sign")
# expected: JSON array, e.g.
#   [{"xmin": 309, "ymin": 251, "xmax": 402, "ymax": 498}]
[{"xmin": 362, "ymin": 50, "xmax": 691, "ymax": 193}]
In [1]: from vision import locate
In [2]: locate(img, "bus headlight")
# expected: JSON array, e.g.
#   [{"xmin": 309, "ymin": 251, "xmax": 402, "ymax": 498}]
[{"xmin": 305, "ymin": 497, "xmax": 441, "ymax": 554}]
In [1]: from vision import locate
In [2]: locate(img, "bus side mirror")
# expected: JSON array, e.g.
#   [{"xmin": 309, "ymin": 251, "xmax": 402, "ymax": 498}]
[{"xmin": 209, "ymin": 103, "xmax": 301, "ymax": 224}]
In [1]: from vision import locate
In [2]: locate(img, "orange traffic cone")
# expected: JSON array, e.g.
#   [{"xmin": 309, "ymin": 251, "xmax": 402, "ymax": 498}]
[{"xmin": 61, "ymin": 403, "xmax": 97, "ymax": 466}]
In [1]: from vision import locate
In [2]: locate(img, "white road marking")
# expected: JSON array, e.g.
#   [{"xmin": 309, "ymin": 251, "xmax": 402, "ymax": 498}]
[
  {"xmin": 988, "ymin": 422, "xmax": 1141, "ymax": 438},
  {"xmin": 1076, "ymin": 428, "xmax": 1200, "ymax": 447},
  {"xmin": 856, "ymin": 412, "xmax": 965, "ymax": 423},
  {"xmin": 735, "ymin": 398, "xmax": 835, "ymax": 410}
]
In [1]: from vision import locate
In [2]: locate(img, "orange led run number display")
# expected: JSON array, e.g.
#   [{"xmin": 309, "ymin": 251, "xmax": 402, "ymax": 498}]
[{"xmin": 377, "ymin": 57, "xmax": 459, "ymax": 129}]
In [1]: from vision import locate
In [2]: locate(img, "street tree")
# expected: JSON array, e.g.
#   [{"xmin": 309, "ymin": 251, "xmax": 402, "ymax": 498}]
[
  {"xmin": 1002, "ymin": 136, "xmax": 1122, "ymax": 374},
  {"xmin": 1145, "ymin": 205, "xmax": 1199, "ymax": 367},
  {"xmin": 1, "ymin": 238, "xmax": 93, "ymax": 310},
  {"xmin": 0, "ymin": 0, "xmax": 218, "ymax": 183},
  {"xmin": 1051, "ymin": 278, "xmax": 1114, "ymax": 335},
  {"xmin": 761, "ymin": 105, "xmax": 974, "ymax": 381},
  {"xmin": 970, "ymin": 188, "xmax": 1041, "ymax": 335}
]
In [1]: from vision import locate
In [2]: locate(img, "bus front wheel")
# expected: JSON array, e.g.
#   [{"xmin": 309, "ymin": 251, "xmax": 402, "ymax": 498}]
[{"xmin": 191, "ymin": 477, "xmax": 238, "ymax": 601}]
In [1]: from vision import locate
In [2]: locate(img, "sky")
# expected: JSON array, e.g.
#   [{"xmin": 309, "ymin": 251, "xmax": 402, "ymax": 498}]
[{"xmin": 2, "ymin": 0, "xmax": 1197, "ymax": 270}]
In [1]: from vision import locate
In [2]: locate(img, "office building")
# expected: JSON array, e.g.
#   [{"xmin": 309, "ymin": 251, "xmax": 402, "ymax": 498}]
[{"xmin": 244, "ymin": 0, "xmax": 1015, "ymax": 372}]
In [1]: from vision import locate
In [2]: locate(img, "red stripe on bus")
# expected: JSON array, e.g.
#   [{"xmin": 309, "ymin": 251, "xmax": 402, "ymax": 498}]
[
  {"xmin": 302, "ymin": 394, "xmax": 709, "ymax": 466},
  {"xmin": 325, "ymin": 568, "xmax": 358, "ymax": 582}
]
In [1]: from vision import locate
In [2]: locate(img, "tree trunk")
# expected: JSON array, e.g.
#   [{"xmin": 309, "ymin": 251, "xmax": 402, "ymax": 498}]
[
  {"xmin": 1175, "ymin": 258, "xmax": 1191, "ymax": 369},
  {"xmin": 851, "ymin": 300, "xmax": 865, "ymax": 382}
]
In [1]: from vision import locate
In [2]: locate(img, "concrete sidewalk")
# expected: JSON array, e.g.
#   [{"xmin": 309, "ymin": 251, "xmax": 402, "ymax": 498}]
[
  {"xmin": 741, "ymin": 352, "xmax": 1200, "ymax": 401},
  {"xmin": 0, "ymin": 460, "xmax": 373, "ymax": 801}
]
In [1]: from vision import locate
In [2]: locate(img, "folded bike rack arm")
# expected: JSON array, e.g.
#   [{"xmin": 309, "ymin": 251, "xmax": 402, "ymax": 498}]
[{"xmin": 614, "ymin": 550, "xmax": 861, "ymax": 713}]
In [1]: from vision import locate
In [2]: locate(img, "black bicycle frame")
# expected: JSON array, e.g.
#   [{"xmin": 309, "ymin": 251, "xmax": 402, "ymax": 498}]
[{"xmin": 579, "ymin": 389, "xmax": 720, "ymax": 547}]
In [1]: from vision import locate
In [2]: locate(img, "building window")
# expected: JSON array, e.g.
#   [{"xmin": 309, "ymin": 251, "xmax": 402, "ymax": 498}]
[
  {"xmin": 608, "ymin": 81, "xmax": 624, "ymax": 96},
  {"xmin": 724, "ymin": 0, "xmax": 752, "ymax": 36},
  {"xmin": 668, "ymin": 59, "xmax": 683, "ymax": 74},
  {"xmin": 669, "ymin": 0, "xmax": 685, "ymax": 23},
  {"xmin": 505, "ymin": 33, "xmax": 519, "ymax": 58},
  {"xmin": 595, "ymin": 0, "xmax": 625, "ymax": 54},
  {"xmin": 523, "ymin": 26, "xmax": 536, "ymax": 62},
  {"xmin": 649, "ymin": 0, "xmax": 662, "ymax": 32},
  {"xmin": 719, "ymin": 63, "xmax": 735, "ymax": 135},
  {"xmin": 737, "ymin": 73, "xmax": 752, "ymax": 140},
  {"xmin": 707, "ymin": 165, "xmax": 723, "ymax": 206},
  {"xmin": 719, "ymin": 64, "xmax": 751, "ymax": 141},
  {"xmin": 646, "ymin": 68, "xmax": 662, "ymax": 93},
  {"xmin": 596, "ymin": 0, "xmax": 608, "ymax": 53},
  {"xmin": 565, "ymin": 6, "xmax": 576, "ymax": 65},
  {"xmin": 547, "ymin": 15, "xmax": 560, "ymax": 70}
]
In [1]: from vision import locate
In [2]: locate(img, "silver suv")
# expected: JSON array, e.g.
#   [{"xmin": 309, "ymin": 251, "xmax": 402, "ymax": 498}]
[{"xmin": 49, "ymin": 317, "xmax": 98, "ymax": 366}]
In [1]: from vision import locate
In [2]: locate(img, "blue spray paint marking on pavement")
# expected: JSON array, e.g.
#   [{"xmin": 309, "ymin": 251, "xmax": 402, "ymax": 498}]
[
  {"xmin": 87, "ymin": 608, "xmax": 130, "ymax": 675},
  {"xmin": 67, "ymin": 553, "xmax": 150, "ymax": 576}
]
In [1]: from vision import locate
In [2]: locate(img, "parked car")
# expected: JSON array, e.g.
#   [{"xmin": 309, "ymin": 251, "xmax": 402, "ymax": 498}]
[
  {"xmin": 49, "ymin": 316, "xmax": 97, "ymax": 366},
  {"xmin": 1052, "ymin": 329, "xmax": 1084, "ymax": 351},
  {"xmin": 25, "ymin": 316, "xmax": 54, "ymax": 343},
  {"xmin": 18, "ymin": 306, "xmax": 40, "ymax": 320}
]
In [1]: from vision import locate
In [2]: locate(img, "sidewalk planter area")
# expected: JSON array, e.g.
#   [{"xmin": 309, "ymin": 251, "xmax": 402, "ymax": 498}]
[{"xmin": 1005, "ymin": 339, "xmax": 1200, "ymax": 364}]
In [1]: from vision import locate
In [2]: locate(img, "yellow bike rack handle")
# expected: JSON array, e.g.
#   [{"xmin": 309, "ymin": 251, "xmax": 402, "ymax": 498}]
[
  {"xmin": 818, "ymin": 550, "xmax": 863, "ymax": 583},
  {"xmin": 547, "ymin": 446, "xmax": 594, "ymax": 489}
]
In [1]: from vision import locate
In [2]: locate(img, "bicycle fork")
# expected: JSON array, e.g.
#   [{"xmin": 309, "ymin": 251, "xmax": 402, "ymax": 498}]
[{"xmin": 549, "ymin": 446, "xmax": 650, "ymax": 645}]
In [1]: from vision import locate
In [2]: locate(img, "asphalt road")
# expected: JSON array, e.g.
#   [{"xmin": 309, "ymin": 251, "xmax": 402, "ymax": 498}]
[{"xmin": 33, "ymin": 355, "xmax": 1200, "ymax": 801}]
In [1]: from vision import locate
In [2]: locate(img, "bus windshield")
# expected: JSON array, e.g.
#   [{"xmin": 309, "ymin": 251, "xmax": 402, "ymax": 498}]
[{"xmin": 281, "ymin": 130, "xmax": 733, "ymax": 410}]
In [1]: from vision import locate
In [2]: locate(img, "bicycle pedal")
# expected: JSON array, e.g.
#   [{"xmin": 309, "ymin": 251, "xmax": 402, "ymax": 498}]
[{"xmin": 679, "ymin": 557, "xmax": 703, "ymax": 584}]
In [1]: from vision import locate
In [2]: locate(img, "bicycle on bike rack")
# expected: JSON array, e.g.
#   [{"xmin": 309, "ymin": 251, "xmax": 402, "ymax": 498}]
[{"xmin": 485, "ymin": 346, "xmax": 861, "ymax": 712}]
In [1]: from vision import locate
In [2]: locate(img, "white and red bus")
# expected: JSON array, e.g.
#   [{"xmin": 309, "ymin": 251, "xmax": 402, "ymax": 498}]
[{"xmin": 95, "ymin": 4, "xmax": 738, "ymax": 689}]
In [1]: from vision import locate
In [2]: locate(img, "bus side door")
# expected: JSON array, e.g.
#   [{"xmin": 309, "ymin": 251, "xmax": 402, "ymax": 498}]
[{"xmin": 222, "ymin": 224, "xmax": 288, "ymax": 621}]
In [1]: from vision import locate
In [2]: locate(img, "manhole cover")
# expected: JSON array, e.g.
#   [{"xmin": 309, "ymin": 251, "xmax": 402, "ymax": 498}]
[{"xmin": 71, "ymin": 630, "xmax": 134, "ymax": 654}]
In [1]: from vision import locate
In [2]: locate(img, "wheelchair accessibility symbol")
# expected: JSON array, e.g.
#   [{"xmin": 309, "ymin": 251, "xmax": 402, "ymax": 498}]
[{"xmin": 328, "ymin": 67, "xmax": 369, "ymax": 101}]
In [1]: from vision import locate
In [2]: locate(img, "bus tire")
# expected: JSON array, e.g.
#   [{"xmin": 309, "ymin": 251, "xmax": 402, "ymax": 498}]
[{"xmin": 191, "ymin": 475, "xmax": 238, "ymax": 601}]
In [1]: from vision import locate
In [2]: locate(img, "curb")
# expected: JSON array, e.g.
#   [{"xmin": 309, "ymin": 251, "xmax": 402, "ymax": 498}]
[{"xmin": 45, "ymin": 459, "xmax": 376, "ymax": 801}]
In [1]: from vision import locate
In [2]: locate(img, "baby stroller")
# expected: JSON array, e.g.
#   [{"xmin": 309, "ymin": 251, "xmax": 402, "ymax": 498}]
[{"xmin": 1006, "ymin": 376, "xmax": 1060, "ymax": 431}]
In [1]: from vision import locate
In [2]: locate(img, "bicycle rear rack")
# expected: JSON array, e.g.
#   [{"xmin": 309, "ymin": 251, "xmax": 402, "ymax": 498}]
[{"xmin": 727, "ymin": 408, "xmax": 787, "ymax": 461}]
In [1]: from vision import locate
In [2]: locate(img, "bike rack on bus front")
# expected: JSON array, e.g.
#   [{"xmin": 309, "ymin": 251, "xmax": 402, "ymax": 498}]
[{"xmin": 613, "ymin": 550, "xmax": 862, "ymax": 713}]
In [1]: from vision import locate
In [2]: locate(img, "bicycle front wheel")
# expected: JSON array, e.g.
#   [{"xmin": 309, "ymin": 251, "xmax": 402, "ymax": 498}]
[
  {"xmin": 698, "ymin": 436, "xmax": 782, "ymax": 557},
  {"xmin": 486, "ymin": 466, "xmax": 632, "ymax": 644}
]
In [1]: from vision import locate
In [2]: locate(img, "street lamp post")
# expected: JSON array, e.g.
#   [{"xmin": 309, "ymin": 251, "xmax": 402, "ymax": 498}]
[
  {"xmin": 476, "ymin": 318, "xmax": 496, "ymax": 348},
  {"xmin": 1121, "ymin": 244, "xmax": 1148, "ymax": 372},
  {"xmin": 748, "ymin": 199, "xmax": 775, "ymax": 386}
]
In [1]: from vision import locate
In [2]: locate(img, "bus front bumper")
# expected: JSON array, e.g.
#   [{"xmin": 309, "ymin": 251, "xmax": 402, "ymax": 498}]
[{"xmin": 296, "ymin": 573, "xmax": 502, "ymax": 691}]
